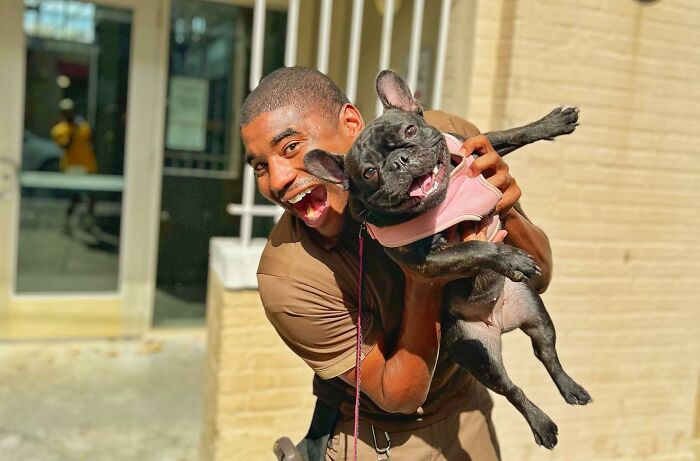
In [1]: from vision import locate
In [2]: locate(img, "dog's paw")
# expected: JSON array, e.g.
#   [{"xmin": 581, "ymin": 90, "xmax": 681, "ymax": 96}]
[
  {"xmin": 494, "ymin": 246, "xmax": 541, "ymax": 282},
  {"xmin": 531, "ymin": 415, "xmax": 559, "ymax": 449},
  {"xmin": 560, "ymin": 380, "xmax": 592, "ymax": 405},
  {"xmin": 541, "ymin": 106, "xmax": 579, "ymax": 139}
]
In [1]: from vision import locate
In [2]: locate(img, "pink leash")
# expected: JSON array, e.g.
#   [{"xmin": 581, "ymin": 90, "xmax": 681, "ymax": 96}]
[{"xmin": 354, "ymin": 223, "xmax": 365, "ymax": 461}]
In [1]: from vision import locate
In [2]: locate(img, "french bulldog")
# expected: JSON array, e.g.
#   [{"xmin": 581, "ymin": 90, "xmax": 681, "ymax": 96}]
[{"xmin": 304, "ymin": 70, "xmax": 590, "ymax": 449}]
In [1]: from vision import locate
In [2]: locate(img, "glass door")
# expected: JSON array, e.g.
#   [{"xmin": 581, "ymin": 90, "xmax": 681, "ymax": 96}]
[
  {"xmin": 153, "ymin": 0, "xmax": 286, "ymax": 326},
  {"xmin": 0, "ymin": 0, "xmax": 168, "ymax": 338}
]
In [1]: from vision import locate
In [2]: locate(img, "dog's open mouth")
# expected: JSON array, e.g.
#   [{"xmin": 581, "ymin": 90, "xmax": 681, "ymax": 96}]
[
  {"xmin": 408, "ymin": 163, "xmax": 447, "ymax": 198},
  {"xmin": 406, "ymin": 139, "xmax": 449, "ymax": 202},
  {"xmin": 383, "ymin": 143, "xmax": 450, "ymax": 213}
]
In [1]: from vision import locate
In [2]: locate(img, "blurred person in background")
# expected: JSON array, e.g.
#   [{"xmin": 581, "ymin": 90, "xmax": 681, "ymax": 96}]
[{"xmin": 51, "ymin": 98, "xmax": 99, "ymax": 233}]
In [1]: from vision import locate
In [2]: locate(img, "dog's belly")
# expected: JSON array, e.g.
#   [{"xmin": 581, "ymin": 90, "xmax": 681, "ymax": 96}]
[{"xmin": 445, "ymin": 277, "xmax": 534, "ymax": 332}]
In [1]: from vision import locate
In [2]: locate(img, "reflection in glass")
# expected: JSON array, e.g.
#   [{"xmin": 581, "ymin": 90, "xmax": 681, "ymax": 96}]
[
  {"xmin": 16, "ymin": 0, "xmax": 131, "ymax": 293},
  {"xmin": 154, "ymin": 0, "xmax": 286, "ymax": 326}
]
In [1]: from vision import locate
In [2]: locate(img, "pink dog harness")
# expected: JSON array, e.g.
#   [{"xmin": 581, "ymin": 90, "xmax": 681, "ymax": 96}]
[{"xmin": 366, "ymin": 133, "xmax": 506, "ymax": 247}]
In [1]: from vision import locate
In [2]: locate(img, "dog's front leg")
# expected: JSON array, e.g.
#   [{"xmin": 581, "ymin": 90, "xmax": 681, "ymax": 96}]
[
  {"xmin": 485, "ymin": 106, "xmax": 579, "ymax": 156},
  {"xmin": 385, "ymin": 240, "xmax": 541, "ymax": 283}
]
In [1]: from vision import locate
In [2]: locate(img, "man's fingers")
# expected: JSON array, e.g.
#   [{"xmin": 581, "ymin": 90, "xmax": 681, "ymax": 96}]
[
  {"xmin": 496, "ymin": 182, "xmax": 522, "ymax": 214},
  {"xmin": 492, "ymin": 230, "xmax": 507, "ymax": 243},
  {"xmin": 485, "ymin": 171, "xmax": 511, "ymax": 190},
  {"xmin": 460, "ymin": 134, "xmax": 519, "ymax": 216},
  {"xmin": 468, "ymin": 151, "xmax": 501, "ymax": 178},
  {"xmin": 460, "ymin": 135, "xmax": 493, "ymax": 156}
]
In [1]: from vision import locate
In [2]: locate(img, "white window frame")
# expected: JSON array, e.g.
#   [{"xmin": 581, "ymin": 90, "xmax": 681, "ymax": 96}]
[{"xmin": 215, "ymin": 0, "xmax": 453, "ymax": 290}]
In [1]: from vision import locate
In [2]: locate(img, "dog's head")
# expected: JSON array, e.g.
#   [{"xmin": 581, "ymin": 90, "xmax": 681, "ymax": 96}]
[{"xmin": 304, "ymin": 70, "xmax": 450, "ymax": 227}]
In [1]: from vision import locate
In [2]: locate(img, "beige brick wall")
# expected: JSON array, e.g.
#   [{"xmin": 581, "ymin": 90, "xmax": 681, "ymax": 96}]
[
  {"xmin": 201, "ymin": 272, "xmax": 315, "ymax": 461},
  {"xmin": 444, "ymin": 0, "xmax": 700, "ymax": 460},
  {"xmin": 203, "ymin": 1, "xmax": 700, "ymax": 460}
]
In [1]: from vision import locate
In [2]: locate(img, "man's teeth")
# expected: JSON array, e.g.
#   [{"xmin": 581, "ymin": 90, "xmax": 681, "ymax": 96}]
[
  {"xmin": 432, "ymin": 166, "xmax": 438, "ymax": 175},
  {"xmin": 287, "ymin": 188, "xmax": 312, "ymax": 204},
  {"xmin": 306, "ymin": 204, "xmax": 319, "ymax": 220}
]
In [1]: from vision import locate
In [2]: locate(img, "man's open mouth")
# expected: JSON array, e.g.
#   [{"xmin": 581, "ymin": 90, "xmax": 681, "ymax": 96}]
[{"xmin": 287, "ymin": 185, "xmax": 329, "ymax": 226}]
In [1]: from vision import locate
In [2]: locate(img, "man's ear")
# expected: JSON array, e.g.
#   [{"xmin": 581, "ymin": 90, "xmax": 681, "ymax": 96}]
[
  {"xmin": 376, "ymin": 69, "xmax": 424, "ymax": 116},
  {"xmin": 338, "ymin": 103, "xmax": 364, "ymax": 138},
  {"xmin": 304, "ymin": 149, "xmax": 349, "ymax": 190}
]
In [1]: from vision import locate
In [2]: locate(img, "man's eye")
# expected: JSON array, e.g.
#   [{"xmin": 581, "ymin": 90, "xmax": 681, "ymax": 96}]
[
  {"xmin": 253, "ymin": 163, "xmax": 267, "ymax": 175},
  {"xmin": 284, "ymin": 142, "xmax": 300, "ymax": 155}
]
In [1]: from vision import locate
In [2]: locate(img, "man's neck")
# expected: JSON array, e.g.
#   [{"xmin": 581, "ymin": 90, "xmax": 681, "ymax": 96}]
[{"xmin": 305, "ymin": 210, "xmax": 358, "ymax": 250}]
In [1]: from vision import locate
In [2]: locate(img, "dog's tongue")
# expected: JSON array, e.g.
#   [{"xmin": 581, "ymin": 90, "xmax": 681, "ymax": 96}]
[{"xmin": 409, "ymin": 173, "xmax": 434, "ymax": 198}]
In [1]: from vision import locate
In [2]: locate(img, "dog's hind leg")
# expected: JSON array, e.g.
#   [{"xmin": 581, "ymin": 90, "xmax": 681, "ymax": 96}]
[
  {"xmin": 502, "ymin": 281, "xmax": 592, "ymax": 406},
  {"xmin": 444, "ymin": 316, "xmax": 559, "ymax": 449},
  {"xmin": 485, "ymin": 106, "xmax": 579, "ymax": 156}
]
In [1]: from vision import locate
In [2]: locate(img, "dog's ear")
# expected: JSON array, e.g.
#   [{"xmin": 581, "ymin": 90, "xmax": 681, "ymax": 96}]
[
  {"xmin": 304, "ymin": 149, "xmax": 349, "ymax": 190},
  {"xmin": 376, "ymin": 69, "xmax": 424, "ymax": 116}
]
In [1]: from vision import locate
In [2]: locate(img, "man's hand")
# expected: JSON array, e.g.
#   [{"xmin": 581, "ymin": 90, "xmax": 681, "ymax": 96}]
[
  {"xmin": 460, "ymin": 135, "xmax": 521, "ymax": 216},
  {"xmin": 459, "ymin": 135, "xmax": 552, "ymax": 291}
]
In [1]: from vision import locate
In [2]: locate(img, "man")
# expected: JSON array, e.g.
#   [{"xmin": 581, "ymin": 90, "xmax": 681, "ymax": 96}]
[
  {"xmin": 241, "ymin": 67, "xmax": 552, "ymax": 460},
  {"xmin": 51, "ymin": 98, "xmax": 99, "ymax": 231}
]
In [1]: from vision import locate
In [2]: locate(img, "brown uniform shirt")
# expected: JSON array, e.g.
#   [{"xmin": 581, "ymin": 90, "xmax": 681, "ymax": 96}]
[{"xmin": 257, "ymin": 111, "xmax": 492, "ymax": 432}]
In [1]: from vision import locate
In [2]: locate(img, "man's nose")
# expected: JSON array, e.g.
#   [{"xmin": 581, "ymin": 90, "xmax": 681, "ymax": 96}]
[{"xmin": 268, "ymin": 157, "xmax": 296, "ymax": 197}]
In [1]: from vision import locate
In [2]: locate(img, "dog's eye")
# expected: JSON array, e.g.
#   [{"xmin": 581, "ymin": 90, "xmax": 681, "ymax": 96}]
[
  {"xmin": 405, "ymin": 124, "xmax": 417, "ymax": 138},
  {"xmin": 363, "ymin": 167, "xmax": 377, "ymax": 180}
]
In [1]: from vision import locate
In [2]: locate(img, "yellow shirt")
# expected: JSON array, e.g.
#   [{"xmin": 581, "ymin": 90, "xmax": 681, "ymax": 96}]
[{"xmin": 50, "ymin": 120, "xmax": 98, "ymax": 174}]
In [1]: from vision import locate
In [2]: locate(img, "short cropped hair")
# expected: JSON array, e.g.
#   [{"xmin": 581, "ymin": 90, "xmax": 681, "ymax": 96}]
[{"xmin": 239, "ymin": 66, "xmax": 350, "ymax": 127}]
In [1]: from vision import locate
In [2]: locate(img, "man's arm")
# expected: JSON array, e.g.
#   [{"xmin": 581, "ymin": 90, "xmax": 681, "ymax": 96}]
[
  {"xmin": 339, "ymin": 276, "xmax": 443, "ymax": 414},
  {"xmin": 260, "ymin": 267, "xmax": 443, "ymax": 414},
  {"xmin": 503, "ymin": 203, "xmax": 552, "ymax": 293},
  {"xmin": 435, "ymin": 110, "xmax": 553, "ymax": 293},
  {"xmin": 463, "ymin": 136, "xmax": 553, "ymax": 292}
]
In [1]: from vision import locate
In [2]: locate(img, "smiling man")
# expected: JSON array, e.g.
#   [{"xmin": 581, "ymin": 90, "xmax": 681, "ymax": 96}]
[{"xmin": 241, "ymin": 67, "xmax": 553, "ymax": 460}]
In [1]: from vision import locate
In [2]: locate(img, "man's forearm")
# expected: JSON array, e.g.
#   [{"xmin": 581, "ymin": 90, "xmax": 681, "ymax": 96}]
[
  {"xmin": 503, "ymin": 205, "xmax": 553, "ymax": 292},
  {"xmin": 379, "ymin": 278, "xmax": 442, "ymax": 413},
  {"xmin": 351, "ymin": 277, "xmax": 443, "ymax": 414}
]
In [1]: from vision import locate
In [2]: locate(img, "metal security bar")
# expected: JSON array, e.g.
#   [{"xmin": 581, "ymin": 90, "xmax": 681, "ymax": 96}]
[
  {"xmin": 407, "ymin": 0, "xmax": 425, "ymax": 91},
  {"xmin": 345, "ymin": 0, "xmax": 364, "ymax": 102},
  {"xmin": 316, "ymin": 0, "xmax": 333, "ymax": 74},
  {"xmin": 224, "ymin": 0, "xmax": 454, "ymax": 288},
  {"xmin": 375, "ymin": 0, "xmax": 395, "ymax": 116},
  {"xmin": 432, "ymin": 0, "xmax": 453, "ymax": 110},
  {"xmin": 284, "ymin": 0, "xmax": 300, "ymax": 66}
]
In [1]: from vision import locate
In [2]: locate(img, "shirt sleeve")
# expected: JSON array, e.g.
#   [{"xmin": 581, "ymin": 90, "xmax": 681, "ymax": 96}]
[
  {"xmin": 258, "ymin": 273, "xmax": 377, "ymax": 380},
  {"xmin": 424, "ymin": 110, "xmax": 481, "ymax": 138}
]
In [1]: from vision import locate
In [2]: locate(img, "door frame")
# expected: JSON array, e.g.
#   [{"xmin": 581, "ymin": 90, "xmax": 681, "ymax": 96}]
[{"xmin": 0, "ymin": 0, "xmax": 170, "ymax": 338}]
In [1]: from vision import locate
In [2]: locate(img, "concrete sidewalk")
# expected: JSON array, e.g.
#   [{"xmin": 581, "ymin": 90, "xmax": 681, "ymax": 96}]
[{"xmin": 0, "ymin": 335, "xmax": 205, "ymax": 461}]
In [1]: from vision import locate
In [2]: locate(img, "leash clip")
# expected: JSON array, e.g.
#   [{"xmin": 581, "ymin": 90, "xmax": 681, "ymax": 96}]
[{"xmin": 371, "ymin": 425, "xmax": 391, "ymax": 460}]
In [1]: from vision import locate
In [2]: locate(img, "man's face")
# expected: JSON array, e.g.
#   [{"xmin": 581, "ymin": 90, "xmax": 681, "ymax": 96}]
[{"xmin": 241, "ymin": 104, "xmax": 361, "ymax": 238}]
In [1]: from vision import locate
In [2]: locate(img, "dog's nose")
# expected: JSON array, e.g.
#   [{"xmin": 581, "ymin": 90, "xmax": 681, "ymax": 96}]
[{"xmin": 391, "ymin": 153, "xmax": 409, "ymax": 171}]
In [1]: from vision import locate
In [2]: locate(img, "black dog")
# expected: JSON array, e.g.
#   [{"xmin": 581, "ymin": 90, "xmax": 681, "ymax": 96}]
[{"xmin": 304, "ymin": 70, "xmax": 591, "ymax": 449}]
